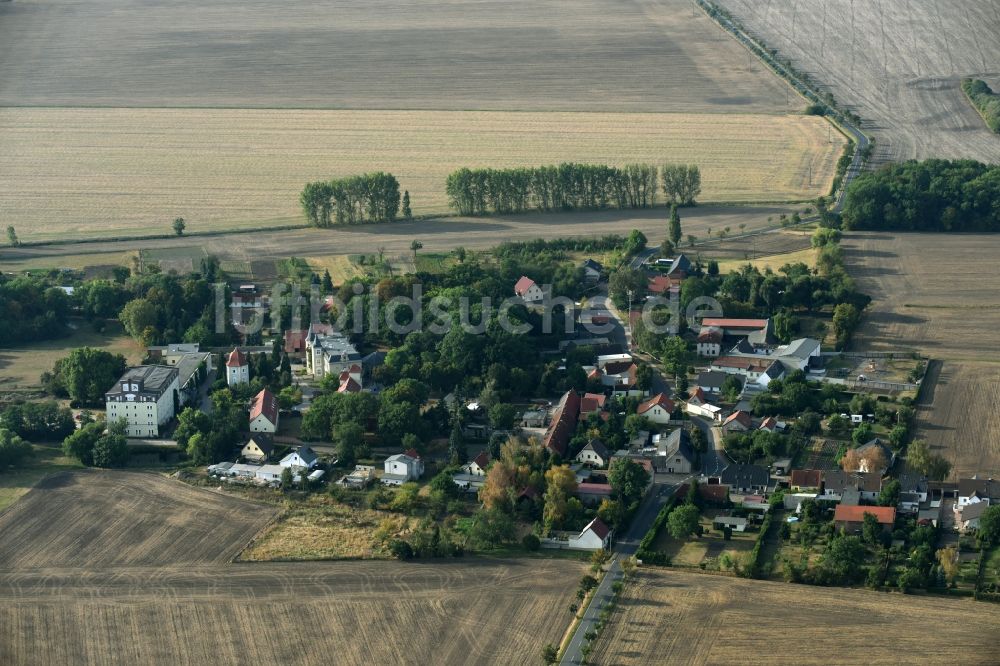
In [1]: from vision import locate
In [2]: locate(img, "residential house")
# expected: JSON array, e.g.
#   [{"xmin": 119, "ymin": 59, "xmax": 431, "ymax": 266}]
[
  {"xmin": 283, "ymin": 329, "xmax": 308, "ymax": 354},
  {"xmin": 957, "ymin": 477, "xmax": 1000, "ymax": 507},
  {"xmin": 647, "ymin": 274, "xmax": 677, "ymax": 296},
  {"xmin": 697, "ymin": 370, "xmax": 739, "ymax": 396},
  {"xmin": 541, "ymin": 516, "xmax": 613, "ymax": 552},
  {"xmin": 711, "ymin": 356, "xmax": 784, "ymax": 389},
  {"xmin": 146, "ymin": 343, "xmax": 213, "ymax": 404},
  {"xmin": 225, "ymin": 348, "xmax": 249, "ymax": 387},
  {"xmin": 105, "ymin": 366, "xmax": 180, "ymax": 438},
  {"xmin": 338, "ymin": 376, "xmax": 362, "ymax": 393},
  {"xmin": 514, "ymin": 275, "xmax": 545, "ymax": 303},
  {"xmin": 822, "ymin": 470, "xmax": 883, "ymax": 503},
  {"xmin": 543, "ymin": 390, "xmax": 581, "ymax": 458},
  {"xmin": 654, "ymin": 428, "xmax": 696, "ymax": 474},
  {"xmin": 580, "ymin": 259, "xmax": 603, "ymax": 283},
  {"xmin": 696, "ymin": 327, "xmax": 723, "ymax": 357},
  {"xmin": 241, "ymin": 434, "xmax": 275, "ymax": 463},
  {"xmin": 249, "ymin": 388, "xmax": 279, "ymax": 433},
  {"xmin": 698, "ymin": 318, "xmax": 770, "ymax": 339},
  {"xmin": 713, "ymin": 516, "xmax": 748, "ymax": 533},
  {"xmin": 717, "ymin": 464, "xmax": 770, "ymax": 494},
  {"xmin": 579, "ymin": 393, "xmax": 607, "ymax": 422},
  {"xmin": 845, "ymin": 438, "xmax": 895, "ymax": 475},
  {"xmin": 834, "ymin": 505, "xmax": 896, "ymax": 533},
  {"xmin": 721, "ymin": 410, "xmax": 753, "ymax": 434},
  {"xmin": 255, "ymin": 464, "xmax": 285, "ymax": 485},
  {"xmin": 956, "ymin": 501, "xmax": 991, "ymax": 532},
  {"xmin": 280, "ymin": 446, "xmax": 318, "ymax": 471},
  {"xmin": 601, "ymin": 361, "xmax": 640, "ymax": 396},
  {"xmin": 463, "ymin": 451, "xmax": 490, "ymax": 477},
  {"xmin": 306, "ymin": 331, "xmax": 362, "ymax": 378},
  {"xmin": 897, "ymin": 468, "xmax": 929, "ymax": 514},
  {"xmin": 790, "ymin": 469, "xmax": 823, "ymax": 493},
  {"xmin": 382, "ymin": 453, "xmax": 424, "ymax": 485},
  {"xmin": 575, "ymin": 439, "xmax": 610, "ymax": 468},
  {"xmin": 686, "ymin": 388, "xmax": 722, "ymax": 422},
  {"xmin": 636, "ymin": 393, "xmax": 676, "ymax": 425},
  {"xmin": 758, "ymin": 416, "xmax": 779, "ymax": 433}
]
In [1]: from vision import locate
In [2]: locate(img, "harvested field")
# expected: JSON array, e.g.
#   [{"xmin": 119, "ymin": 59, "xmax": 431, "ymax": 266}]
[
  {"xmin": 0, "ymin": 204, "xmax": 801, "ymax": 274},
  {"xmin": 0, "ymin": 108, "xmax": 844, "ymax": 242},
  {"xmin": 0, "ymin": 0, "xmax": 792, "ymax": 112},
  {"xmin": 715, "ymin": 0, "xmax": 1000, "ymax": 164},
  {"xmin": 588, "ymin": 568, "xmax": 1000, "ymax": 665},
  {"xmin": 0, "ymin": 559, "xmax": 580, "ymax": 666},
  {"xmin": 843, "ymin": 232, "xmax": 1000, "ymax": 477},
  {"xmin": 0, "ymin": 470, "xmax": 277, "ymax": 568}
]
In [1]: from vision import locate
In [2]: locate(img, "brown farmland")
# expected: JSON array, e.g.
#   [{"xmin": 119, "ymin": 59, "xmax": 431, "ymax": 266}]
[
  {"xmin": 0, "ymin": 470, "xmax": 277, "ymax": 568},
  {"xmin": 0, "ymin": 0, "xmax": 793, "ymax": 112},
  {"xmin": 0, "ymin": 470, "xmax": 582, "ymax": 665},
  {"xmin": 715, "ymin": 0, "xmax": 1000, "ymax": 164},
  {"xmin": 843, "ymin": 232, "xmax": 1000, "ymax": 477},
  {"xmin": 588, "ymin": 569, "xmax": 1000, "ymax": 665}
]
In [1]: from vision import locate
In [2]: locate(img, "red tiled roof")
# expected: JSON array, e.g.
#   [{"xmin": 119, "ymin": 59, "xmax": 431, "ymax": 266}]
[
  {"xmin": 688, "ymin": 387, "xmax": 708, "ymax": 404},
  {"xmin": 337, "ymin": 377, "xmax": 362, "ymax": 393},
  {"xmin": 249, "ymin": 388, "xmax": 278, "ymax": 424},
  {"xmin": 585, "ymin": 516, "xmax": 611, "ymax": 540},
  {"xmin": 580, "ymin": 393, "xmax": 607, "ymax": 415},
  {"xmin": 700, "ymin": 318, "xmax": 768, "ymax": 329},
  {"xmin": 587, "ymin": 367, "xmax": 603, "ymax": 380},
  {"xmin": 284, "ymin": 330, "xmax": 308, "ymax": 353},
  {"xmin": 544, "ymin": 391, "xmax": 581, "ymax": 457},
  {"xmin": 697, "ymin": 327, "xmax": 723, "ymax": 343},
  {"xmin": 712, "ymin": 356, "xmax": 775, "ymax": 373},
  {"xmin": 472, "ymin": 450, "xmax": 489, "ymax": 469},
  {"xmin": 576, "ymin": 482, "xmax": 613, "ymax": 496},
  {"xmin": 514, "ymin": 275, "xmax": 536, "ymax": 296},
  {"xmin": 226, "ymin": 348, "xmax": 247, "ymax": 368},
  {"xmin": 647, "ymin": 275, "xmax": 672, "ymax": 294},
  {"xmin": 790, "ymin": 469, "xmax": 822, "ymax": 488},
  {"xmin": 759, "ymin": 416, "xmax": 778, "ymax": 430},
  {"xmin": 834, "ymin": 505, "xmax": 896, "ymax": 525},
  {"xmin": 405, "ymin": 448, "xmax": 422, "ymax": 461},
  {"xmin": 723, "ymin": 410, "xmax": 752, "ymax": 429},
  {"xmin": 637, "ymin": 393, "xmax": 675, "ymax": 416}
]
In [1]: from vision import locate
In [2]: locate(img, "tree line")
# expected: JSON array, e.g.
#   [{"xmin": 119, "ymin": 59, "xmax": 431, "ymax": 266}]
[
  {"xmin": 842, "ymin": 159, "xmax": 1000, "ymax": 231},
  {"xmin": 445, "ymin": 163, "xmax": 700, "ymax": 216},
  {"xmin": 300, "ymin": 172, "xmax": 403, "ymax": 227},
  {"xmin": 962, "ymin": 79, "xmax": 1000, "ymax": 134}
]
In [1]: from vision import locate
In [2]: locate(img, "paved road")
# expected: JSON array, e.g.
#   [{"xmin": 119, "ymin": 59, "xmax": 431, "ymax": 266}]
[
  {"xmin": 690, "ymin": 413, "xmax": 729, "ymax": 477},
  {"xmin": 559, "ymin": 478, "xmax": 686, "ymax": 666}
]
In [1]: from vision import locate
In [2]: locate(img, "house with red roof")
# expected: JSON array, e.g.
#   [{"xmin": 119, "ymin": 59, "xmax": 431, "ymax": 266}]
[
  {"xmin": 721, "ymin": 410, "xmax": 752, "ymax": 434},
  {"xmin": 337, "ymin": 376, "xmax": 362, "ymax": 393},
  {"xmin": 513, "ymin": 275, "xmax": 544, "ymax": 303},
  {"xmin": 579, "ymin": 392, "xmax": 607, "ymax": 421},
  {"xmin": 225, "ymin": 348, "xmax": 249, "ymax": 387},
  {"xmin": 540, "ymin": 516, "xmax": 613, "ymax": 552},
  {"xmin": 696, "ymin": 326, "xmax": 723, "ymax": 357},
  {"xmin": 637, "ymin": 393, "xmax": 676, "ymax": 425},
  {"xmin": 543, "ymin": 390, "xmax": 581, "ymax": 458},
  {"xmin": 790, "ymin": 469, "xmax": 823, "ymax": 492},
  {"xmin": 575, "ymin": 482, "xmax": 614, "ymax": 505},
  {"xmin": 685, "ymin": 388, "xmax": 723, "ymax": 422},
  {"xmin": 249, "ymin": 388, "xmax": 279, "ymax": 433},
  {"xmin": 834, "ymin": 505, "xmax": 896, "ymax": 533}
]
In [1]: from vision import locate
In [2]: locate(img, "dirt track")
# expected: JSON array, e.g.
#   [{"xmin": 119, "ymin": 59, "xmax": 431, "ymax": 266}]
[
  {"xmin": 0, "ymin": 204, "xmax": 800, "ymax": 272},
  {"xmin": 843, "ymin": 232, "xmax": 1000, "ymax": 477},
  {"xmin": 588, "ymin": 568, "xmax": 1000, "ymax": 665},
  {"xmin": 715, "ymin": 0, "xmax": 1000, "ymax": 164},
  {"xmin": 0, "ymin": 471, "xmax": 581, "ymax": 665}
]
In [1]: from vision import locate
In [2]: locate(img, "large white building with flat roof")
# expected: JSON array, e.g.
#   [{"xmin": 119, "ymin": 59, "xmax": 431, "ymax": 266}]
[{"xmin": 105, "ymin": 366, "xmax": 180, "ymax": 438}]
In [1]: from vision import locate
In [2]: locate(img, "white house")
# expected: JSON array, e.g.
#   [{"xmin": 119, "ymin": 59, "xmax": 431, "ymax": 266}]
[
  {"xmin": 225, "ymin": 348, "xmax": 249, "ymax": 387},
  {"xmin": 454, "ymin": 451, "xmax": 490, "ymax": 493},
  {"xmin": 255, "ymin": 464, "xmax": 285, "ymax": 485},
  {"xmin": 382, "ymin": 453, "xmax": 424, "ymax": 485},
  {"xmin": 696, "ymin": 327, "xmax": 723, "ymax": 357},
  {"xmin": 105, "ymin": 366, "xmax": 180, "ymax": 438},
  {"xmin": 636, "ymin": 393, "xmax": 676, "ymax": 425},
  {"xmin": 957, "ymin": 477, "xmax": 1000, "ymax": 507},
  {"xmin": 280, "ymin": 445, "xmax": 318, "ymax": 470},
  {"xmin": 685, "ymin": 388, "xmax": 723, "ymax": 422},
  {"xmin": 306, "ymin": 331, "xmax": 362, "ymax": 378},
  {"xmin": 574, "ymin": 439, "xmax": 610, "ymax": 468},
  {"xmin": 541, "ymin": 517, "xmax": 613, "ymax": 552},
  {"xmin": 514, "ymin": 275, "xmax": 545, "ymax": 303},
  {"xmin": 249, "ymin": 388, "xmax": 279, "ymax": 433},
  {"xmin": 580, "ymin": 259, "xmax": 603, "ymax": 283}
]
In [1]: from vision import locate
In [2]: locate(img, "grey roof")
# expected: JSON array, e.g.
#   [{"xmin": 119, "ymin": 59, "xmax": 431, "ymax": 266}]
[
  {"xmin": 747, "ymin": 319, "xmax": 777, "ymax": 346},
  {"xmin": 775, "ymin": 338, "xmax": 821, "ymax": 361},
  {"xmin": 105, "ymin": 365, "xmax": 179, "ymax": 398},
  {"xmin": 697, "ymin": 370, "xmax": 735, "ymax": 390},
  {"xmin": 288, "ymin": 445, "xmax": 318, "ymax": 465},
  {"xmin": 582, "ymin": 439, "xmax": 610, "ymax": 459},
  {"xmin": 362, "ymin": 351, "xmax": 386, "ymax": 370},
  {"xmin": 246, "ymin": 434, "xmax": 275, "ymax": 455},
  {"xmin": 897, "ymin": 468, "xmax": 929, "ymax": 494},
  {"xmin": 580, "ymin": 258, "xmax": 603, "ymax": 272},
  {"xmin": 719, "ymin": 464, "xmax": 770, "ymax": 489},
  {"xmin": 312, "ymin": 333, "xmax": 361, "ymax": 362},
  {"xmin": 670, "ymin": 254, "xmax": 692, "ymax": 275},
  {"xmin": 957, "ymin": 477, "xmax": 1000, "ymax": 499},
  {"xmin": 175, "ymin": 353, "xmax": 210, "ymax": 389},
  {"xmin": 962, "ymin": 501, "xmax": 990, "ymax": 521},
  {"xmin": 658, "ymin": 429, "xmax": 695, "ymax": 463}
]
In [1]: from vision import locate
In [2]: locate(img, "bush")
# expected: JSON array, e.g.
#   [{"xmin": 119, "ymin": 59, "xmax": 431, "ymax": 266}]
[
  {"xmin": 388, "ymin": 539, "xmax": 414, "ymax": 560},
  {"xmin": 521, "ymin": 533, "xmax": 541, "ymax": 551},
  {"xmin": 962, "ymin": 78, "xmax": 1000, "ymax": 133}
]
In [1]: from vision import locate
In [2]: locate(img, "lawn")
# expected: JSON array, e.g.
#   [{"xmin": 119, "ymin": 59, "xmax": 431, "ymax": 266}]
[
  {"xmin": 0, "ymin": 321, "xmax": 142, "ymax": 390},
  {"xmin": 652, "ymin": 508, "xmax": 759, "ymax": 571},
  {"xmin": 0, "ymin": 443, "xmax": 83, "ymax": 513},
  {"xmin": 716, "ymin": 246, "xmax": 818, "ymax": 274}
]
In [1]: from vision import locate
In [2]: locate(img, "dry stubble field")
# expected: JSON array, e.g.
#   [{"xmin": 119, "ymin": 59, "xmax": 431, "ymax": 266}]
[
  {"xmin": 588, "ymin": 569, "xmax": 1000, "ymax": 665},
  {"xmin": 843, "ymin": 232, "xmax": 1000, "ymax": 477},
  {"xmin": 0, "ymin": 470, "xmax": 582, "ymax": 665},
  {"xmin": 716, "ymin": 0, "xmax": 1000, "ymax": 164},
  {"xmin": 0, "ymin": 108, "xmax": 843, "ymax": 242}
]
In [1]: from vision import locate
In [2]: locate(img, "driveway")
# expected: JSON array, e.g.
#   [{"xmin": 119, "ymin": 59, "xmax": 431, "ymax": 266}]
[{"xmin": 689, "ymin": 413, "xmax": 729, "ymax": 477}]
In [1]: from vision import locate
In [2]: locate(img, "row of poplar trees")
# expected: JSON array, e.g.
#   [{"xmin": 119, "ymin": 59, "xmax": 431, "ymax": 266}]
[
  {"xmin": 300, "ymin": 172, "xmax": 404, "ymax": 227},
  {"xmin": 445, "ymin": 163, "xmax": 700, "ymax": 216}
]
